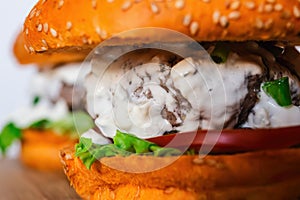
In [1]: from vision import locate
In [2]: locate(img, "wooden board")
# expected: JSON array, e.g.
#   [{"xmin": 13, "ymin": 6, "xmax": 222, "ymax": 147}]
[{"xmin": 0, "ymin": 159, "xmax": 81, "ymax": 200}]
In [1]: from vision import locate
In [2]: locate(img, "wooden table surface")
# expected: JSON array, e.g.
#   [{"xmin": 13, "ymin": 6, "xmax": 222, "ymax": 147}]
[{"xmin": 0, "ymin": 159, "xmax": 81, "ymax": 200}]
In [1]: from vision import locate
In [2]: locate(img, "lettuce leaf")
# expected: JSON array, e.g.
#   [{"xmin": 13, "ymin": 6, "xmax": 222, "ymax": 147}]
[
  {"xmin": 0, "ymin": 111, "xmax": 94, "ymax": 155},
  {"xmin": 0, "ymin": 123, "xmax": 21, "ymax": 154},
  {"xmin": 75, "ymin": 130, "xmax": 182, "ymax": 169}
]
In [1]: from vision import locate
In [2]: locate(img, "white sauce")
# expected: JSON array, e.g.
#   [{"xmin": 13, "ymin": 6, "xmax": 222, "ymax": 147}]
[
  {"xmin": 244, "ymin": 87, "xmax": 300, "ymax": 128},
  {"xmin": 86, "ymin": 50, "xmax": 263, "ymax": 139},
  {"xmin": 81, "ymin": 129, "xmax": 112, "ymax": 145},
  {"xmin": 8, "ymin": 99, "xmax": 69, "ymax": 128},
  {"xmin": 29, "ymin": 62, "xmax": 85, "ymax": 101},
  {"xmin": 8, "ymin": 62, "xmax": 89, "ymax": 128}
]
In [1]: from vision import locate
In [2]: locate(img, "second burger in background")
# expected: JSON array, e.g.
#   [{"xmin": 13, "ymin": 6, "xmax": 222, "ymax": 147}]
[{"xmin": 0, "ymin": 33, "xmax": 93, "ymax": 171}]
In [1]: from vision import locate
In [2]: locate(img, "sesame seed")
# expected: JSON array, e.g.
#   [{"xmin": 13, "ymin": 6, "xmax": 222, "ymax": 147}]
[
  {"xmin": 43, "ymin": 23, "xmax": 49, "ymax": 33},
  {"xmin": 266, "ymin": 0, "xmax": 276, "ymax": 3},
  {"xmin": 40, "ymin": 46, "xmax": 47, "ymax": 51},
  {"xmin": 274, "ymin": 3, "xmax": 283, "ymax": 11},
  {"xmin": 257, "ymin": 3, "xmax": 264, "ymax": 13},
  {"xmin": 228, "ymin": 11, "xmax": 241, "ymax": 20},
  {"xmin": 202, "ymin": 0, "xmax": 210, "ymax": 2},
  {"xmin": 190, "ymin": 21, "xmax": 199, "ymax": 35},
  {"xmin": 29, "ymin": 8, "xmax": 37, "ymax": 19},
  {"xmin": 92, "ymin": 0, "xmax": 97, "ymax": 9},
  {"xmin": 110, "ymin": 191, "xmax": 115, "ymax": 200},
  {"xmin": 95, "ymin": 26, "xmax": 101, "ymax": 35},
  {"xmin": 230, "ymin": 1, "xmax": 240, "ymax": 10},
  {"xmin": 64, "ymin": 153, "xmax": 72, "ymax": 160},
  {"xmin": 286, "ymin": 22, "xmax": 294, "ymax": 31},
  {"xmin": 35, "ymin": 10, "xmax": 41, "ymax": 17},
  {"xmin": 183, "ymin": 13, "xmax": 192, "ymax": 26},
  {"xmin": 37, "ymin": 24, "xmax": 43, "ymax": 32},
  {"xmin": 244, "ymin": 1, "xmax": 255, "ymax": 10},
  {"xmin": 107, "ymin": 0, "xmax": 114, "ymax": 2},
  {"xmin": 255, "ymin": 18, "xmax": 263, "ymax": 29},
  {"xmin": 58, "ymin": 0, "xmax": 64, "ymax": 9},
  {"xmin": 25, "ymin": 28, "xmax": 29, "ymax": 35},
  {"xmin": 164, "ymin": 187, "xmax": 175, "ymax": 194},
  {"xmin": 122, "ymin": 1, "xmax": 132, "ymax": 11},
  {"xmin": 213, "ymin": 10, "xmax": 220, "ymax": 24},
  {"xmin": 192, "ymin": 157, "xmax": 204, "ymax": 164},
  {"xmin": 41, "ymin": 0, "xmax": 47, "ymax": 4},
  {"xmin": 150, "ymin": 2, "xmax": 159, "ymax": 14},
  {"xmin": 95, "ymin": 26, "xmax": 107, "ymax": 39},
  {"xmin": 222, "ymin": 29, "xmax": 228, "ymax": 37},
  {"xmin": 82, "ymin": 37, "xmax": 88, "ymax": 44},
  {"xmin": 42, "ymin": 39, "xmax": 48, "ymax": 47},
  {"xmin": 264, "ymin": 4, "xmax": 273, "ymax": 12},
  {"xmin": 24, "ymin": 44, "xmax": 29, "ymax": 53},
  {"xmin": 264, "ymin": 19, "xmax": 273, "ymax": 30},
  {"xmin": 175, "ymin": 0, "xmax": 185, "ymax": 9},
  {"xmin": 219, "ymin": 16, "xmax": 229, "ymax": 27},
  {"xmin": 293, "ymin": 6, "xmax": 300, "ymax": 18},
  {"xmin": 29, "ymin": 46, "xmax": 35, "ymax": 53},
  {"xmin": 50, "ymin": 28, "xmax": 58, "ymax": 37},
  {"xmin": 134, "ymin": 186, "xmax": 140, "ymax": 198},
  {"xmin": 66, "ymin": 21, "xmax": 72, "ymax": 30}
]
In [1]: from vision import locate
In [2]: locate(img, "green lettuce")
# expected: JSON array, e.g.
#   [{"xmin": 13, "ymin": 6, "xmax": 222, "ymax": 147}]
[
  {"xmin": 0, "ymin": 111, "xmax": 94, "ymax": 155},
  {"xmin": 0, "ymin": 123, "xmax": 21, "ymax": 154},
  {"xmin": 75, "ymin": 130, "xmax": 182, "ymax": 169}
]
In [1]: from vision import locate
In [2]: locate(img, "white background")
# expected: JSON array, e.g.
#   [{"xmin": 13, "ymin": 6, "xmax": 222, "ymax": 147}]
[{"xmin": 0, "ymin": 0, "xmax": 37, "ymax": 126}]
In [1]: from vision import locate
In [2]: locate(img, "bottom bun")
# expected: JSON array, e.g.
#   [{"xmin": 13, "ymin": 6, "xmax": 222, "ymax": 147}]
[
  {"xmin": 21, "ymin": 129, "xmax": 77, "ymax": 171},
  {"xmin": 60, "ymin": 147, "xmax": 300, "ymax": 200}
]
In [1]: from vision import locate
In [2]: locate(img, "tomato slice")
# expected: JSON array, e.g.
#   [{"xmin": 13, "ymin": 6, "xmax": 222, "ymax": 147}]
[{"xmin": 147, "ymin": 126, "xmax": 300, "ymax": 153}]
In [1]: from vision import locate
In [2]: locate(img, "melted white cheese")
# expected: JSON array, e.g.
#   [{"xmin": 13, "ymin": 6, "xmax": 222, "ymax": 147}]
[
  {"xmin": 86, "ymin": 50, "xmax": 263, "ymax": 139},
  {"xmin": 8, "ymin": 99, "xmax": 69, "ymax": 128},
  {"xmin": 244, "ymin": 88, "xmax": 300, "ymax": 128},
  {"xmin": 29, "ymin": 62, "xmax": 84, "ymax": 101},
  {"xmin": 8, "ymin": 62, "xmax": 89, "ymax": 128},
  {"xmin": 81, "ymin": 129, "xmax": 112, "ymax": 145}
]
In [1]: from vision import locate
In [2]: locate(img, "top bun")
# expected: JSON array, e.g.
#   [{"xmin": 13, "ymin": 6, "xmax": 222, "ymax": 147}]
[
  {"xmin": 22, "ymin": 0, "xmax": 300, "ymax": 56},
  {"xmin": 13, "ymin": 32, "xmax": 87, "ymax": 66}
]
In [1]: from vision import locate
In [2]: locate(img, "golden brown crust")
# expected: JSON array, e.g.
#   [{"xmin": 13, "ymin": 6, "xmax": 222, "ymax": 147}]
[
  {"xmin": 23, "ymin": 0, "xmax": 300, "ymax": 55},
  {"xmin": 60, "ymin": 147, "xmax": 300, "ymax": 199},
  {"xmin": 21, "ymin": 129, "xmax": 77, "ymax": 171},
  {"xmin": 13, "ymin": 32, "xmax": 87, "ymax": 66}
]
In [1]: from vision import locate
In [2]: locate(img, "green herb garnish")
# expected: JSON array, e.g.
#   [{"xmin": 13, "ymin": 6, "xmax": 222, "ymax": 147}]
[
  {"xmin": 262, "ymin": 77, "xmax": 292, "ymax": 107},
  {"xmin": 32, "ymin": 96, "xmax": 40, "ymax": 106},
  {"xmin": 75, "ymin": 130, "xmax": 182, "ymax": 169},
  {"xmin": 210, "ymin": 42, "xmax": 230, "ymax": 64},
  {"xmin": 0, "ymin": 123, "xmax": 21, "ymax": 154}
]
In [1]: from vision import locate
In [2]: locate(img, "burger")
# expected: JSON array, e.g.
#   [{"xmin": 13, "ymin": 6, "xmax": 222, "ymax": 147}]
[
  {"xmin": 0, "ymin": 32, "xmax": 93, "ymax": 171},
  {"xmin": 20, "ymin": 0, "xmax": 300, "ymax": 198}
]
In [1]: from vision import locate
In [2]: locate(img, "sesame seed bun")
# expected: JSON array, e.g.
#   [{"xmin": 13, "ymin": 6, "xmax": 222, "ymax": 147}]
[
  {"xmin": 21, "ymin": 129, "xmax": 77, "ymax": 171},
  {"xmin": 22, "ymin": 0, "xmax": 300, "ymax": 56},
  {"xmin": 60, "ymin": 146, "xmax": 300, "ymax": 200},
  {"xmin": 13, "ymin": 32, "xmax": 88, "ymax": 66}
]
